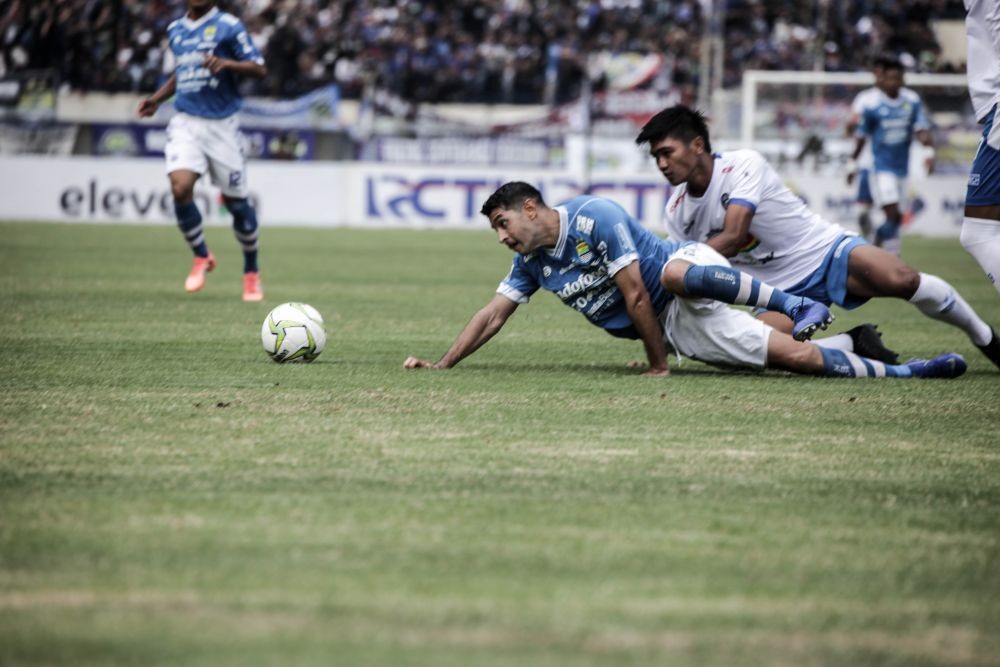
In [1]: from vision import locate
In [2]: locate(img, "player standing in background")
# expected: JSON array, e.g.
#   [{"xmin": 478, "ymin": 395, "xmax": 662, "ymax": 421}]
[
  {"xmin": 960, "ymin": 0, "xmax": 1000, "ymax": 295},
  {"xmin": 637, "ymin": 105, "xmax": 1000, "ymax": 370},
  {"xmin": 845, "ymin": 62, "xmax": 883, "ymax": 240},
  {"xmin": 849, "ymin": 55, "xmax": 935, "ymax": 255},
  {"xmin": 403, "ymin": 182, "xmax": 965, "ymax": 379},
  {"xmin": 137, "ymin": 0, "xmax": 266, "ymax": 301}
]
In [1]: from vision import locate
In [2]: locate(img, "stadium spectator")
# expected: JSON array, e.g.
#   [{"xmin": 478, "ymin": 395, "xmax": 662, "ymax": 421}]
[
  {"xmin": 959, "ymin": 0, "xmax": 1000, "ymax": 296},
  {"xmin": 0, "ymin": 0, "xmax": 969, "ymax": 106},
  {"xmin": 137, "ymin": 0, "xmax": 266, "ymax": 301},
  {"xmin": 402, "ymin": 181, "xmax": 966, "ymax": 379},
  {"xmin": 637, "ymin": 104, "xmax": 1000, "ymax": 370}
]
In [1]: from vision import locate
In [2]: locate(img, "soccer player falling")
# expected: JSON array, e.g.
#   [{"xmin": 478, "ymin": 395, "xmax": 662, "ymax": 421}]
[{"xmin": 137, "ymin": 0, "xmax": 267, "ymax": 301}]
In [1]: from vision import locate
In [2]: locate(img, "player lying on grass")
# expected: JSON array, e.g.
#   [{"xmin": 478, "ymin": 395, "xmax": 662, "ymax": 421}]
[
  {"xmin": 403, "ymin": 182, "xmax": 965, "ymax": 379},
  {"xmin": 636, "ymin": 105, "xmax": 1000, "ymax": 372}
]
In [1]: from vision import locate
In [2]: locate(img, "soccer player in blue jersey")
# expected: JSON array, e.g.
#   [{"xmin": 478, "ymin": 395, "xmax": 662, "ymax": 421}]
[
  {"xmin": 845, "ymin": 62, "xmax": 884, "ymax": 241},
  {"xmin": 849, "ymin": 55, "xmax": 935, "ymax": 255},
  {"xmin": 403, "ymin": 182, "xmax": 965, "ymax": 379},
  {"xmin": 638, "ymin": 105, "xmax": 1000, "ymax": 371},
  {"xmin": 961, "ymin": 0, "xmax": 1000, "ymax": 296},
  {"xmin": 137, "ymin": 0, "xmax": 266, "ymax": 301}
]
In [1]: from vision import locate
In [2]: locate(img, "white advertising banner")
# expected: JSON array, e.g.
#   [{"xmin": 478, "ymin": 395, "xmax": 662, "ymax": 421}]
[{"xmin": 0, "ymin": 155, "xmax": 969, "ymax": 237}]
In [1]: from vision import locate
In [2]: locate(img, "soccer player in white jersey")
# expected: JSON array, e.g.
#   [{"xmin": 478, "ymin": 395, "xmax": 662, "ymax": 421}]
[
  {"xmin": 961, "ymin": 0, "xmax": 1000, "ymax": 295},
  {"xmin": 845, "ymin": 62, "xmax": 883, "ymax": 240},
  {"xmin": 636, "ymin": 105, "xmax": 1000, "ymax": 371},
  {"xmin": 849, "ymin": 55, "xmax": 935, "ymax": 255},
  {"xmin": 137, "ymin": 0, "xmax": 266, "ymax": 301},
  {"xmin": 403, "ymin": 182, "xmax": 966, "ymax": 379}
]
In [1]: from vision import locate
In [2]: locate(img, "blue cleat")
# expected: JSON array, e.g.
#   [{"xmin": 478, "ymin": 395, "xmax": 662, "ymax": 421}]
[
  {"xmin": 789, "ymin": 299, "xmax": 835, "ymax": 341},
  {"xmin": 906, "ymin": 353, "xmax": 967, "ymax": 379}
]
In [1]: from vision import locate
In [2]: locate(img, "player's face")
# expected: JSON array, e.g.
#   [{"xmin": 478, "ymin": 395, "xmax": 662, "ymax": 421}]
[
  {"xmin": 648, "ymin": 135, "xmax": 704, "ymax": 186},
  {"xmin": 488, "ymin": 203, "xmax": 540, "ymax": 254},
  {"xmin": 187, "ymin": 0, "xmax": 214, "ymax": 14},
  {"xmin": 879, "ymin": 68, "xmax": 903, "ymax": 98}
]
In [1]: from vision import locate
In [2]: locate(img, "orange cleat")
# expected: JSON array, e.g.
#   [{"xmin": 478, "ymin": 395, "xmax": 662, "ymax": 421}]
[
  {"xmin": 242, "ymin": 271, "xmax": 263, "ymax": 302},
  {"xmin": 184, "ymin": 253, "xmax": 216, "ymax": 293}
]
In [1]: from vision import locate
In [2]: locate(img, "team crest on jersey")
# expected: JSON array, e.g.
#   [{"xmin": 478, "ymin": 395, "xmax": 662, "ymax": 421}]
[
  {"xmin": 203, "ymin": 26, "xmax": 217, "ymax": 40},
  {"xmin": 576, "ymin": 240, "xmax": 593, "ymax": 263}
]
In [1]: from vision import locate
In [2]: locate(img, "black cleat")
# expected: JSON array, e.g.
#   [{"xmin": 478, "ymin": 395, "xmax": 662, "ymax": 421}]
[
  {"xmin": 976, "ymin": 327, "xmax": 1000, "ymax": 370},
  {"xmin": 847, "ymin": 323, "xmax": 900, "ymax": 365}
]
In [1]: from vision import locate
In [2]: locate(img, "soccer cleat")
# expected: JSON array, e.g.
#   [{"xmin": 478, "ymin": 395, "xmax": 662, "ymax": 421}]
[
  {"xmin": 906, "ymin": 353, "xmax": 967, "ymax": 379},
  {"xmin": 242, "ymin": 271, "xmax": 263, "ymax": 302},
  {"xmin": 847, "ymin": 323, "xmax": 899, "ymax": 365},
  {"xmin": 184, "ymin": 252, "xmax": 216, "ymax": 293},
  {"xmin": 789, "ymin": 299, "xmax": 835, "ymax": 341},
  {"xmin": 975, "ymin": 327, "xmax": 1000, "ymax": 370}
]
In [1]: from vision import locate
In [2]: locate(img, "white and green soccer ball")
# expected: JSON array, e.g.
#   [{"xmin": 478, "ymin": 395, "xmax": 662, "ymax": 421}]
[{"xmin": 261, "ymin": 302, "xmax": 326, "ymax": 363}]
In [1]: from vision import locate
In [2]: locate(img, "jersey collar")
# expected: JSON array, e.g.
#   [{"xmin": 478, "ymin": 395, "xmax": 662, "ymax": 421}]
[
  {"xmin": 182, "ymin": 6, "xmax": 219, "ymax": 31},
  {"xmin": 548, "ymin": 206, "xmax": 570, "ymax": 257}
]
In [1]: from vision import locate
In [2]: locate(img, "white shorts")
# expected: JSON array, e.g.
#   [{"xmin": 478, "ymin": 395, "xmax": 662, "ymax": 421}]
[
  {"xmin": 872, "ymin": 171, "xmax": 905, "ymax": 208},
  {"xmin": 659, "ymin": 242, "xmax": 772, "ymax": 370},
  {"xmin": 165, "ymin": 112, "xmax": 249, "ymax": 198}
]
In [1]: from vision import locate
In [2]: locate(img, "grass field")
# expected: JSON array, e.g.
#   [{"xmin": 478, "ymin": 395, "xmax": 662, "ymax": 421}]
[{"xmin": 1, "ymin": 222, "xmax": 999, "ymax": 667}]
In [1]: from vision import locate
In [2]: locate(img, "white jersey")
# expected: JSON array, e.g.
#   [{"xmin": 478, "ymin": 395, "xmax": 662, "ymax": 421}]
[
  {"xmin": 662, "ymin": 150, "xmax": 845, "ymax": 289},
  {"xmin": 850, "ymin": 87, "xmax": 880, "ymax": 169},
  {"xmin": 965, "ymin": 0, "xmax": 1000, "ymax": 122}
]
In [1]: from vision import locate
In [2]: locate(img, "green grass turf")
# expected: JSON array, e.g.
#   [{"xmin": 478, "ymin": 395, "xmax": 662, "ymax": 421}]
[{"xmin": 1, "ymin": 222, "xmax": 998, "ymax": 667}]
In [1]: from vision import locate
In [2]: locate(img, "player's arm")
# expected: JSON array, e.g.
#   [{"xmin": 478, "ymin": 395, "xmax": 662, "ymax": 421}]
[
  {"xmin": 137, "ymin": 73, "xmax": 176, "ymax": 117},
  {"xmin": 404, "ymin": 294, "xmax": 519, "ymax": 370},
  {"xmin": 846, "ymin": 134, "xmax": 866, "ymax": 185},
  {"xmin": 203, "ymin": 55, "xmax": 267, "ymax": 79},
  {"xmin": 916, "ymin": 128, "xmax": 935, "ymax": 174},
  {"xmin": 705, "ymin": 203, "xmax": 755, "ymax": 259},
  {"xmin": 613, "ymin": 261, "xmax": 669, "ymax": 376}
]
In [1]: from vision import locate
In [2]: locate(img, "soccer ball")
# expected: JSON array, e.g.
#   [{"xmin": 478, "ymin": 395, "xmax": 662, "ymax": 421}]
[{"xmin": 261, "ymin": 302, "xmax": 326, "ymax": 363}]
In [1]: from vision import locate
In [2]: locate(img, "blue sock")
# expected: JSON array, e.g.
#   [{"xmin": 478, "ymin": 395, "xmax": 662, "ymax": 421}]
[
  {"xmin": 819, "ymin": 347, "xmax": 911, "ymax": 378},
  {"xmin": 226, "ymin": 197, "xmax": 259, "ymax": 273},
  {"xmin": 682, "ymin": 264, "xmax": 803, "ymax": 317},
  {"xmin": 175, "ymin": 201, "xmax": 208, "ymax": 257}
]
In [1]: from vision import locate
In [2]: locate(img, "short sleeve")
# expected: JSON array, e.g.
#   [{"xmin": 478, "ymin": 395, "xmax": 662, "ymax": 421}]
[
  {"xmin": 497, "ymin": 257, "xmax": 538, "ymax": 304},
  {"xmin": 725, "ymin": 152, "xmax": 771, "ymax": 212},
  {"xmin": 583, "ymin": 200, "xmax": 639, "ymax": 277}
]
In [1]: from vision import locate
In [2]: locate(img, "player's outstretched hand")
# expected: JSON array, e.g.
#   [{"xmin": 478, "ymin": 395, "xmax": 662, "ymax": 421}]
[
  {"xmin": 137, "ymin": 98, "xmax": 158, "ymax": 118},
  {"xmin": 404, "ymin": 356, "xmax": 439, "ymax": 369},
  {"xmin": 203, "ymin": 54, "xmax": 229, "ymax": 75}
]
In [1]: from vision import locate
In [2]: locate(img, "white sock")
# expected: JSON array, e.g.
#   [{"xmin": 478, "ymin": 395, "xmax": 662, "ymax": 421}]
[
  {"xmin": 909, "ymin": 272, "xmax": 993, "ymax": 346},
  {"xmin": 811, "ymin": 333, "xmax": 854, "ymax": 352},
  {"xmin": 961, "ymin": 217, "xmax": 1000, "ymax": 295}
]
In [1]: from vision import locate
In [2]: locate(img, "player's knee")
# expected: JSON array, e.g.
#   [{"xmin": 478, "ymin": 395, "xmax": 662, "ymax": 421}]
[
  {"xmin": 170, "ymin": 182, "xmax": 194, "ymax": 203},
  {"xmin": 887, "ymin": 265, "xmax": 920, "ymax": 295},
  {"xmin": 660, "ymin": 261, "xmax": 690, "ymax": 295}
]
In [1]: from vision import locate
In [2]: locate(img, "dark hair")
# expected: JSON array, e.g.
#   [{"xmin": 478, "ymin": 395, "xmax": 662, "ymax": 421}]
[
  {"xmin": 635, "ymin": 105, "xmax": 712, "ymax": 153},
  {"xmin": 874, "ymin": 54, "xmax": 903, "ymax": 72},
  {"xmin": 480, "ymin": 181, "xmax": 546, "ymax": 217}
]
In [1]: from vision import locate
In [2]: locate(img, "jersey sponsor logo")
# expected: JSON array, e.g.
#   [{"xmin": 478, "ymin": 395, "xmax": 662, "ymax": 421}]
[
  {"xmin": 575, "ymin": 214, "xmax": 595, "ymax": 234},
  {"xmin": 557, "ymin": 266, "xmax": 608, "ymax": 299},
  {"xmin": 576, "ymin": 240, "xmax": 593, "ymax": 263},
  {"xmin": 543, "ymin": 266, "xmax": 552, "ymax": 277},
  {"xmin": 720, "ymin": 192, "xmax": 730, "ymax": 208},
  {"xmin": 969, "ymin": 173, "xmax": 981, "ymax": 186}
]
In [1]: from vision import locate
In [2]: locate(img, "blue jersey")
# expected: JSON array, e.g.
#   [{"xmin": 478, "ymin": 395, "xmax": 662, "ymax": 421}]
[
  {"xmin": 498, "ymin": 196, "xmax": 679, "ymax": 339},
  {"xmin": 859, "ymin": 88, "xmax": 930, "ymax": 177},
  {"xmin": 166, "ymin": 7, "xmax": 264, "ymax": 119}
]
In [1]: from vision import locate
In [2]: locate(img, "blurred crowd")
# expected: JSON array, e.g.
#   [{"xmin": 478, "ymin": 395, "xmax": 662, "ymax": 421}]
[{"xmin": 0, "ymin": 0, "xmax": 969, "ymax": 105}]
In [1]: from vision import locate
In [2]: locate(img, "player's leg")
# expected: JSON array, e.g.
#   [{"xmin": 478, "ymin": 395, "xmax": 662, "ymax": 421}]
[
  {"xmin": 765, "ymin": 329, "xmax": 966, "ymax": 379},
  {"xmin": 165, "ymin": 114, "xmax": 215, "ymax": 293},
  {"xmin": 856, "ymin": 169, "xmax": 874, "ymax": 240},
  {"xmin": 961, "ymin": 104, "xmax": 1000, "ymax": 295},
  {"xmin": 759, "ymin": 310, "xmax": 899, "ymax": 364},
  {"xmin": 205, "ymin": 116, "xmax": 262, "ymax": 301},
  {"xmin": 661, "ymin": 243, "xmax": 833, "ymax": 341},
  {"xmin": 872, "ymin": 172, "xmax": 904, "ymax": 255},
  {"xmin": 846, "ymin": 243, "xmax": 1000, "ymax": 368}
]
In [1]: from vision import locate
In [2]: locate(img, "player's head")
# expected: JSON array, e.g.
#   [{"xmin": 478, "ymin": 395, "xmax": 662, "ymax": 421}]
[
  {"xmin": 635, "ymin": 106, "xmax": 712, "ymax": 186},
  {"xmin": 874, "ymin": 54, "xmax": 904, "ymax": 98},
  {"xmin": 480, "ymin": 182, "xmax": 549, "ymax": 254},
  {"xmin": 187, "ymin": 0, "xmax": 215, "ymax": 15}
]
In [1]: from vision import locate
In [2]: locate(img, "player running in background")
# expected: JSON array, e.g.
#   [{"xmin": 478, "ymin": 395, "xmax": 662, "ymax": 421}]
[
  {"xmin": 960, "ymin": 0, "xmax": 1000, "ymax": 295},
  {"xmin": 137, "ymin": 0, "xmax": 266, "ymax": 301},
  {"xmin": 403, "ymin": 182, "xmax": 965, "ymax": 379},
  {"xmin": 849, "ymin": 55, "xmax": 935, "ymax": 254},
  {"xmin": 636, "ymin": 105, "xmax": 1000, "ymax": 371},
  {"xmin": 845, "ymin": 62, "xmax": 883, "ymax": 240}
]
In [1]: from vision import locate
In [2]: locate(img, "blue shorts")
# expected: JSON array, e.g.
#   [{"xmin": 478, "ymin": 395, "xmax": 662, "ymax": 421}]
[
  {"xmin": 784, "ymin": 234, "xmax": 870, "ymax": 310},
  {"xmin": 856, "ymin": 169, "xmax": 873, "ymax": 205},
  {"xmin": 966, "ymin": 104, "xmax": 1000, "ymax": 207}
]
